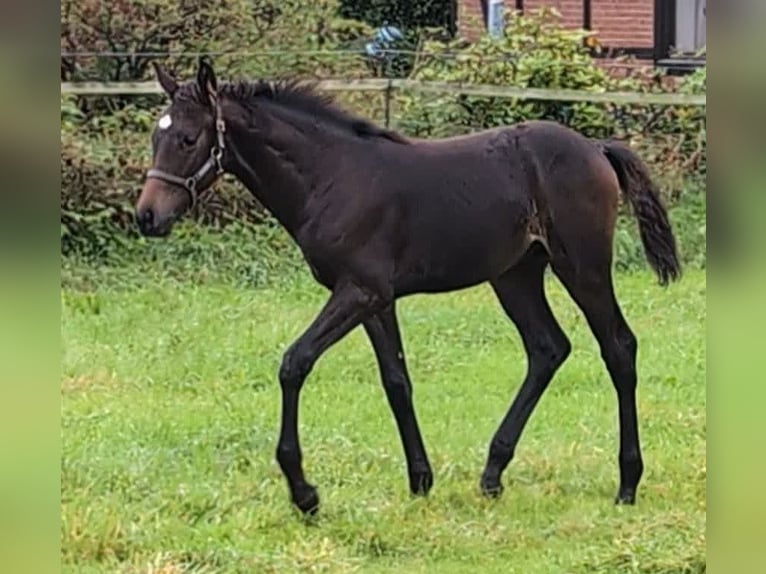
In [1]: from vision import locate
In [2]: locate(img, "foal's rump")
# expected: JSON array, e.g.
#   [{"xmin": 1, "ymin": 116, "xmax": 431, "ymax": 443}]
[{"xmin": 508, "ymin": 120, "xmax": 680, "ymax": 283}]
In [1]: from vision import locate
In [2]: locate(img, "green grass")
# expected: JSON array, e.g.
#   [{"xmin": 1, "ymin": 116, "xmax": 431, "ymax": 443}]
[{"xmin": 61, "ymin": 269, "xmax": 706, "ymax": 573}]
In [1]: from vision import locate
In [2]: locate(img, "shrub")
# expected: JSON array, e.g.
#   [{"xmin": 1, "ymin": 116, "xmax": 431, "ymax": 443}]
[
  {"xmin": 61, "ymin": 220, "xmax": 307, "ymax": 291},
  {"xmin": 338, "ymin": 0, "xmax": 456, "ymax": 77},
  {"xmin": 396, "ymin": 8, "xmax": 616, "ymax": 139},
  {"xmin": 61, "ymin": 0, "xmax": 373, "ymax": 84},
  {"xmin": 338, "ymin": 0, "xmax": 455, "ymax": 31}
]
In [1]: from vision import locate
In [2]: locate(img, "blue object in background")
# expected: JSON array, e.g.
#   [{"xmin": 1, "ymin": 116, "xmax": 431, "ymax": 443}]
[{"xmin": 365, "ymin": 25, "xmax": 405, "ymax": 60}]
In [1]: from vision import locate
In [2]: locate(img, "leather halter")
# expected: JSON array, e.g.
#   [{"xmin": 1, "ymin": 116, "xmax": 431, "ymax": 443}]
[{"xmin": 145, "ymin": 95, "xmax": 226, "ymax": 208}]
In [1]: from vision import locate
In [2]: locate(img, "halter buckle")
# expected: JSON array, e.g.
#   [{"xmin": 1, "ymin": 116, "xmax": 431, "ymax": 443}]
[{"xmin": 212, "ymin": 146, "xmax": 224, "ymax": 174}]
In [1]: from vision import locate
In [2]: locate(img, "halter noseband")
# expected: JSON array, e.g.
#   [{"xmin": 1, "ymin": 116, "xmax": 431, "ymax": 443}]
[{"xmin": 145, "ymin": 95, "xmax": 226, "ymax": 208}]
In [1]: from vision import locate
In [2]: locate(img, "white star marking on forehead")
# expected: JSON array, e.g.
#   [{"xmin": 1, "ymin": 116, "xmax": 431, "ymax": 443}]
[{"xmin": 158, "ymin": 114, "xmax": 172, "ymax": 129}]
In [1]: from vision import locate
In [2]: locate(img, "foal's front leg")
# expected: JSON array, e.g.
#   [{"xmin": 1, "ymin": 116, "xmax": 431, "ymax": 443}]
[
  {"xmin": 364, "ymin": 305, "xmax": 433, "ymax": 496},
  {"xmin": 276, "ymin": 281, "xmax": 383, "ymax": 515}
]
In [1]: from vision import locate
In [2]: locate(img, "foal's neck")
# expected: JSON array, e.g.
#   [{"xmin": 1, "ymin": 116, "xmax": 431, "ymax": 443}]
[{"xmin": 224, "ymin": 100, "xmax": 328, "ymax": 236}]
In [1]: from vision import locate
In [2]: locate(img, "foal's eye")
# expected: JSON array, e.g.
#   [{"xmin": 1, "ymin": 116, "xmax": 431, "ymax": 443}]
[{"xmin": 181, "ymin": 134, "xmax": 197, "ymax": 147}]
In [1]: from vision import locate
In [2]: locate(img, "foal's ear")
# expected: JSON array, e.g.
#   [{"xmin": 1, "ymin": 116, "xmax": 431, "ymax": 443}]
[
  {"xmin": 153, "ymin": 62, "xmax": 178, "ymax": 98},
  {"xmin": 196, "ymin": 58, "xmax": 218, "ymax": 106}
]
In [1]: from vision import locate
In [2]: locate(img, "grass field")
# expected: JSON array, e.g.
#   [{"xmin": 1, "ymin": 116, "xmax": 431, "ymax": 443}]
[{"xmin": 61, "ymin": 268, "xmax": 706, "ymax": 573}]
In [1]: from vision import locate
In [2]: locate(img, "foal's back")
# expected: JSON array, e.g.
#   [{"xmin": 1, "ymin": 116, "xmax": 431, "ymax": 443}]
[
  {"xmin": 377, "ymin": 121, "xmax": 615, "ymax": 295},
  {"xmin": 373, "ymin": 126, "xmax": 541, "ymax": 294}
]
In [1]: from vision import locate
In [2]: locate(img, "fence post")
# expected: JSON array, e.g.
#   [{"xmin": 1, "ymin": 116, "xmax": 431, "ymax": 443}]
[{"xmin": 384, "ymin": 78, "xmax": 393, "ymax": 128}]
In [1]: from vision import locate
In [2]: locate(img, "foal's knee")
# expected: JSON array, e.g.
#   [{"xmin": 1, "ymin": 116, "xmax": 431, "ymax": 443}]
[
  {"xmin": 279, "ymin": 344, "xmax": 314, "ymax": 389},
  {"xmin": 531, "ymin": 332, "xmax": 571, "ymax": 378},
  {"xmin": 618, "ymin": 325, "xmax": 637, "ymax": 360}
]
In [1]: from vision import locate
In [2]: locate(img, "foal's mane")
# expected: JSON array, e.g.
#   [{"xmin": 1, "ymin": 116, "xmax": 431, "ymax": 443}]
[{"xmin": 177, "ymin": 78, "xmax": 410, "ymax": 145}]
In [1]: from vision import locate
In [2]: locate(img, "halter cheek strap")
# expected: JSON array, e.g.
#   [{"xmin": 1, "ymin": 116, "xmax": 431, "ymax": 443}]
[{"xmin": 145, "ymin": 97, "xmax": 227, "ymax": 209}]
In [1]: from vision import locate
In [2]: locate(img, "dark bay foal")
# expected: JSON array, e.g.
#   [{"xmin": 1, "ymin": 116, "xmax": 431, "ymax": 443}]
[{"xmin": 135, "ymin": 60, "xmax": 680, "ymax": 515}]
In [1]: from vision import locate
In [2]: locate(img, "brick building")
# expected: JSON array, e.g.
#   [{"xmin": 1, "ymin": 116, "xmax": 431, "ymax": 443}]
[{"xmin": 455, "ymin": 0, "xmax": 705, "ymax": 72}]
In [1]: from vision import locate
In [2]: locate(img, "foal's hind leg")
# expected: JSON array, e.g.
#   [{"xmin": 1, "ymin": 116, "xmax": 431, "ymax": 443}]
[
  {"xmin": 551, "ymin": 253, "xmax": 644, "ymax": 504},
  {"xmin": 364, "ymin": 305, "xmax": 433, "ymax": 496},
  {"xmin": 480, "ymin": 244, "xmax": 571, "ymax": 497}
]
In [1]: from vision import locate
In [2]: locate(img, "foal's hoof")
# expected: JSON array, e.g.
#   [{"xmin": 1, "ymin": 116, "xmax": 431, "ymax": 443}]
[
  {"xmin": 409, "ymin": 469, "xmax": 434, "ymax": 496},
  {"xmin": 614, "ymin": 489, "xmax": 636, "ymax": 505},
  {"xmin": 292, "ymin": 484, "xmax": 320, "ymax": 516},
  {"xmin": 480, "ymin": 474, "xmax": 504, "ymax": 498}
]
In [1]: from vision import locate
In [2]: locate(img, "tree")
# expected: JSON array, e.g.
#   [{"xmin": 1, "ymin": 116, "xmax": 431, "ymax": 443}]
[
  {"xmin": 60, "ymin": 0, "xmax": 373, "ymax": 84},
  {"xmin": 60, "ymin": 0, "xmax": 261, "ymax": 82},
  {"xmin": 338, "ymin": 0, "xmax": 456, "ymax": 35}
]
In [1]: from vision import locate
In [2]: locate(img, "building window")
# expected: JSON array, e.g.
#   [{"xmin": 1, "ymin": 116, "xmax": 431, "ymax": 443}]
[
  {"xmin": 655, "ymin": 0, "xmax": 706, "ymax": 73},
  {"xmin": 478, "ymin": 1, "xmax": 524, "ymax": 29},
  {"xmin": 675, "ymin": 0, "xmax": 706, "ymax": 54}
]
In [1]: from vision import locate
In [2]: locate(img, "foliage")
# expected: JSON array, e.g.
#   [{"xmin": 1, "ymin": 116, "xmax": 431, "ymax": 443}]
[
  {"xmin": 338, "ymin": 0, "xmax": 455, "ymax": 31},
  {"xmin": 61, "ymin": 1, "xmax": 249, "ymax": 82},
  {"xmin": 61, "ymin": 0, "xmax": 374, "ymax": 122},
  {"xmin": 218, "ymin": 0, "xmax": 373, "ymax": 81},
  {"xmin": 61, "ymin": 0, "xmax": 372, "ymax": 84},
  {"xmin": 62, "ymin": 220, "xmax": 306, "ymax": 292},
  {"xmin": 338, "ymin": 0, "xmax": 456, "ymax": 77},
  {"xmin": 397, "ymin": 8, "xmax": 616, "ymax": 139}
]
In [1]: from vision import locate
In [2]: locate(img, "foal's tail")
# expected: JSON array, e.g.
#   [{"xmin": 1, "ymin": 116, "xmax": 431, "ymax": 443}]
[{"xmin": 601, "ymin": 140, "xmax": 681, "ymax": 286}]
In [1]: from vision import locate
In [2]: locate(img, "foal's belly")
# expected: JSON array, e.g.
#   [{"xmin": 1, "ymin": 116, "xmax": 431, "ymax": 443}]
[{"xmin": 394, "ymin": 202, "xmax": 533, "ymax": 295}]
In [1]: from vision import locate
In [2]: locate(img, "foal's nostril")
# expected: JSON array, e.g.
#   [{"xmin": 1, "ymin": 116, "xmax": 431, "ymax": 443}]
[{"xmin": 137, "ymin": 208, "xmax": 154, "ymax": 232}]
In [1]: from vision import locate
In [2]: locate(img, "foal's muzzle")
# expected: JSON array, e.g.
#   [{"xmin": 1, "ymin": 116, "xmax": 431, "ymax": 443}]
[
  {"xmin": 135, "ymin": 206, "xmax": 170, "ymax": 237},
  {"xmin": 135, "ymin": 178, "xmax": 186, "ymax": 237}
]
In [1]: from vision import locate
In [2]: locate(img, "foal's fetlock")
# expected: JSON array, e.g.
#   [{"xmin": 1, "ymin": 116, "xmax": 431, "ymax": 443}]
[
  {"xmin": 409, "ymin": 466, "xmax": 433, "ymax": 496},
  {"xmin": 291, "ymin": 482, "xmax": 320, "ymax": 516},
  {"xmin": 479, "ymin": 472, "xmax": 504, "ymax": 498},
  {"xmin": 615, "ymin": 453, "xmax": 642, "ymax": 505},
  {"xmin": 614, "ymin": 487, "xmax": 636, "ymax": 505}
]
